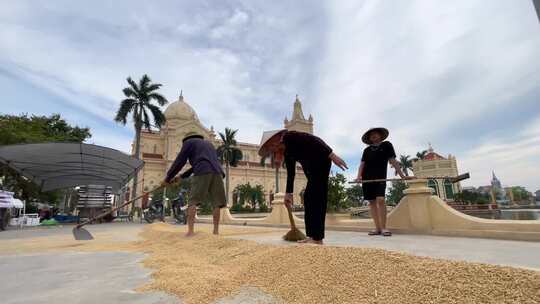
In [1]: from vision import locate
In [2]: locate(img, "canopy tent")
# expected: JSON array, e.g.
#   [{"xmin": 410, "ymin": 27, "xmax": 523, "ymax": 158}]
[
  {"xmin": 0, "ymin": 143, "xmax": 143, "ymax": 192},
  {"xmin": 11, "ymin": 198, "xmax": 24, "ymax": 209}
]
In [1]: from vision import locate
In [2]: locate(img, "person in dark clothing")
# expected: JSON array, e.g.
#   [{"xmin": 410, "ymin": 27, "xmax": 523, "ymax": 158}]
[
  {"xmin": 259, "ymin": 129, "xmax": 348, "ymax": 245},
  {"xmin": 354, "ymin": 128, "xmax": 413, "ymax": 236},
  {"xmin": 163, "ymin": 131, "xmax": 226, "ymax": 236}
]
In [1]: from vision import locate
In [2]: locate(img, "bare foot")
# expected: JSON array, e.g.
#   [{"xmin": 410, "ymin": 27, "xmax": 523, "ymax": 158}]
[
  {"xmin": 297, "ymin": 237, "xmax": 312, "ymax": 244},
  {"xmin": 185, "ymin": 232, "xmax": 195, "ymax": 237},
  {"xmin": 305, "ymin": 239, "xmax": 323, "ymax": 245}
]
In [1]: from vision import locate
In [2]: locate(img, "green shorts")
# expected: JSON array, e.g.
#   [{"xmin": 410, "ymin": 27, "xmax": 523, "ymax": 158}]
[{"xmin": 190, "ymin": 173, "xmax": 226, "ymax": 208}]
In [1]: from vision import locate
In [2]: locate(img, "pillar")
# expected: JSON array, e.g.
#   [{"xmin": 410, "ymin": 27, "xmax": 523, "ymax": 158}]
[{"xmin": 402, "ymin": 179, "xmax": 434, "ymax": 233}]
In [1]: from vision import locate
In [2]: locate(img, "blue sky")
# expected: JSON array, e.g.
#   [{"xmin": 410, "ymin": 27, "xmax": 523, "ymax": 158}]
[{"xmin": 1, "ymin": 1, "xmax": 539, "ymax": 190}]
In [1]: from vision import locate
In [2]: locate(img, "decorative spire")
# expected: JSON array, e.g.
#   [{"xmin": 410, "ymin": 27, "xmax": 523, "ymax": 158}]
[
  {"xmin": 428, "ymin": 142, "xmax": 434, "ymax": 153},
  {"xmin": 179, "ymin": 90, "xmax": 184, "ymax": 101},
  {"xmin": 293, "ymin": 94, "xmax": 306, "ymax": 120},
  {"xmin": 284, "ymin": 94, "xmax": 314, "ymax": 134}
]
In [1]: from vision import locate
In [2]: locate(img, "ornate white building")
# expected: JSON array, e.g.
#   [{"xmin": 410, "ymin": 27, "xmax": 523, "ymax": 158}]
[
  {"xmin": 412, "ymin": 144, "xmax": 462, "ymax": 201},
  {"xmin": 130, "ymin": 94, "xmax": 311, "ymax": 206}
]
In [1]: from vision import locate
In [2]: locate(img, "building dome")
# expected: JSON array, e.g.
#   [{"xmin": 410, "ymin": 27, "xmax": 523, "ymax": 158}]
[{"xmin": 164, "ymin": 94, "xmax": 199, "ymax": 121}]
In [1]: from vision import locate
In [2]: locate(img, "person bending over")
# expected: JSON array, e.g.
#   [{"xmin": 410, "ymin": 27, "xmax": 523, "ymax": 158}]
[
  {"xmin": 259, "ymin": 130, "xmax": 348, "ymax": 245},
  {"xmin": 163, "ymin": 131, "xmax": 226, "ymax": 237}
]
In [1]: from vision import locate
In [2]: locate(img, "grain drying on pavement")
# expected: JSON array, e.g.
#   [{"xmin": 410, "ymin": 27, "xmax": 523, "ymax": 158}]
[
  {"xmin": 2, "ymin": 223, "xmax": 539, "ymax": 304},
  {"xmin": 136, "ymin": 224, "xmax": 540, "ymax": 304}
]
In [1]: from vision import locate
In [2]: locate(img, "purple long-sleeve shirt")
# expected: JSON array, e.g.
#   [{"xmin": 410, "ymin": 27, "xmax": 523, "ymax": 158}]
[{"xmin": 165, "ymin": 138, "xmax": 224, "ymax": 183}]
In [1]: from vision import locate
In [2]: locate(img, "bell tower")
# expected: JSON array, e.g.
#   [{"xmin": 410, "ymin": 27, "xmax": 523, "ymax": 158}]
[{"xmin": 284, "ymin": 95, "xmax": 314, "ymax": 134}]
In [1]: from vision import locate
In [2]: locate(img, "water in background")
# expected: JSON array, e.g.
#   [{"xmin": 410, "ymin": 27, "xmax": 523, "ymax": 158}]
[
  {"xmin": 499, "ymin": 209, "xmax": 540, "ymax": 220},
  {"xmin": 469, "ymin": 209, "xmax": 540, "ymax": 220}
]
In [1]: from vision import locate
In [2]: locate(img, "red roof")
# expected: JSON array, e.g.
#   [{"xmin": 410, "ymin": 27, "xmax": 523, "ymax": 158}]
[{"xmin": 423, "ymin": 152, "xmax": 445, "ymax": 160}]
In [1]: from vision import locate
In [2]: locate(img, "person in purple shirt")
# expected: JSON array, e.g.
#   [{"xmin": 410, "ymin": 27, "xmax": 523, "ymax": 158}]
[{"xmin": 163, "ymin": 131, "xmax": 226, "ymax": 237}]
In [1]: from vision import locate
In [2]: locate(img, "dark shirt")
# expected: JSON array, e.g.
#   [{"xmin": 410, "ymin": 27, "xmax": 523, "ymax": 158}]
[
  {"xmin": 361, "ymin": 141, "xmax": 396, "ymax": 180},
  {"xmin": 283, "ymin": 131, "xmax": 333, "ymax": 193},
  {"xmin": 165, "ymin": 138, "xmax": 224, "ymax": 182}
]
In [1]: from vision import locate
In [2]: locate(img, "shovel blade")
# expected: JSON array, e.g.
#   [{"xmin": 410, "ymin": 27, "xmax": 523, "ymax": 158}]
[
  {"xmin": 73, "ymin": 227, "xmax": 94, "ymax": 241},
  {"xmin": 451, "ymin": 172, "xmax": 470, "ymax": 183}
]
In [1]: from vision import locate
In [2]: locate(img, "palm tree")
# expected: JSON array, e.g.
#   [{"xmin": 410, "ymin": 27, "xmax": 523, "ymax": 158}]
[
  {"xmin": 114, "ymin": 74, "xmax": 168, "ymax": 204},
  {"xmin": 416, "ymin": 150, "xmax": 428, "ymax": 160},
  {"xmin": 398, "ymin": 155, "xmax": 413, "ymax": 176},
  {"xmin": 260, "ymin": 153, "xmax": 284, "ymax": 193},
  {"xmin": 217, "ymin": 128, "xmax": 243, "ymax": 205}
]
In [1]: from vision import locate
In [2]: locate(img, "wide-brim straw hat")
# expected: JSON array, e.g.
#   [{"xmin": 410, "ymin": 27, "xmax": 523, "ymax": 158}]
[
  {"xmin": 182, "ymin": 131, "xmax": 204, "ymax": 143},
  {"xmin": 362, "ymin": 127, "xmax": 389, "ymax": 144},
  {"xmin": 258, "ymin": 129, "xmax": 287, "ymax": 157}
]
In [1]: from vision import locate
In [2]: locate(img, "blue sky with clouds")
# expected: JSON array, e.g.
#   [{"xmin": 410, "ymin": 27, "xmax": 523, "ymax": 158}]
[{"xmin": 1, "ymin": 1, "xmax": 539, "ymax": 190}]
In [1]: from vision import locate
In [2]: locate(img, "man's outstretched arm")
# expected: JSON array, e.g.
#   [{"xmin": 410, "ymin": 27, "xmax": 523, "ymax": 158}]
[{"xmin": 164, "ymin": 142, "xmax": 192, "ymax": 183}]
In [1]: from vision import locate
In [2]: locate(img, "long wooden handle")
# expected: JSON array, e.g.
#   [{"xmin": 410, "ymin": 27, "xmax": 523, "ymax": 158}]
[
  {"xmin": 76, "ymin": 184, "xmax": 167, "ymax": 229},
  {"xmin": 348, "ymin": 178, "xmax": 405, "ymax": 184},
  {"xmin": 285, "ymin": 203, "xmax": 296, "ymax": 229},
  {"xmin": 348, "ymin": 173, "xmax": 470, "ymax": 184}
]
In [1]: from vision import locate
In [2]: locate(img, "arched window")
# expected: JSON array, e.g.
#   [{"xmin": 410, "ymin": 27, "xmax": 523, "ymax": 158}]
[
  {"xmin": 444, "ymin": 179, "xmax": 454, "ymax": 200},
  {"xmin": 428, "ymin": 179, "xmax": 439, "ymax": 196}
]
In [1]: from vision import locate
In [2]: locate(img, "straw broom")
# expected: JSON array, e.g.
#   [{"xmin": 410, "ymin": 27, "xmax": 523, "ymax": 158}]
[{"xmin": 283, "ymin": 202, "xmax": 306, "ymax": 242}]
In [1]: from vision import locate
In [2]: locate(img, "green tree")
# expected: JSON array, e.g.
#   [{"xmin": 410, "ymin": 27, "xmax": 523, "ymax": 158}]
[
  {"xmin": 454, "ymin": 190, "xmax": 490, "ymax": 205},
  {"xmin": 0, "ymin": 113, "xmax": 91, "ymax": 145},
  {"xmin": 511, "ymin": 186, "xmax": 530, "ymax": 202},
  {"xmin": 233, "ymin": 183, "xmax": 265, "ymax": 210},
  {"xmin": 415, "ymin": 150, "xmax": 428, "ymax": 161},
  {"xmin": 398, "ymin": 155, "xmax": 413, "ymax": 176},
  {"xmin": 0, "ymin": 114, "xmax": 91, "ymax": 204},
  {"xmin": 346, "ymin": 184, "xmax": 363, "ymax": 206},
  {"xmin": 387, "ymin": 181, "xmax": 408, "ymax": 205},
  {"xmin": 114, "ymin": 74, "xmax": 168, "ymax": 203},
  {"xmin": 327, "ymin": 173, "xmax": 349, "ymax": 212},
  {"xmin": 217, "ymin": 128, "xmax": 243, "ymax": 204}
]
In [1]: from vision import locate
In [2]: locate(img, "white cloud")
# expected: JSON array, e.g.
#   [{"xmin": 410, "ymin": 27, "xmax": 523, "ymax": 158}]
[
  {"xmin": 309, "ymin": 0, "xmax": 540, "ymax": 190},
  {"xmin": 1, "ymin": 0, "xmax": 539, "ymax": 191},
  {"xmin": 460, "ymin": 117, "xmax": 540, "ymax": 190},
  {"xmin": 210, "ymin": 9, "xmax": 250, "ymax": 39}
]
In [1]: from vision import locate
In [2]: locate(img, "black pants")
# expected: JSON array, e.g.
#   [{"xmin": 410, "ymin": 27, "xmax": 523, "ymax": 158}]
[{"xmin": 303, "ymin": 159, "xmax": 331, "ymax": 241}]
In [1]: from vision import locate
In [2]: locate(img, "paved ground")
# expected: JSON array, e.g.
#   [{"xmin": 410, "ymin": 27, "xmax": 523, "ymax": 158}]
[
  {"xmin": 230, "ymin": 229, "xmax": 540, "ymax": 271},
  {"xmin": 1, "ymin": 222, "xmax": 539, "ymax": 303},
  {"xmin": 1, "ymin": 223, "xmax": 280, "ymax": 304},
  {"xmin": 2, "ymin": 251, "xmax": 178, "ymax": 304}
]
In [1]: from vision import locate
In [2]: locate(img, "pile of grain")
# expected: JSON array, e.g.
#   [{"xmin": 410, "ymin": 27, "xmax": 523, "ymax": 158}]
[{"xmin": 135, "ymin": 223, "xmax": 540, "ymax": 304}]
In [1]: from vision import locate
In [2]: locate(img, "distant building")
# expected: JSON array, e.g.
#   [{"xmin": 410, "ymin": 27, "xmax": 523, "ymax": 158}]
[
  {"xmin": 536, "ymin": 190, "xmax": 540, "ymax": 202},
  {"xmin": 412, "ymin": 144, "xmax": 461, "ymax": 201},
  {"xmin": 490, "ymin": 172, "xmax": 509, "ymax": 203},
  {"xmin": 491, "ymin": 172, "xmax": 502, "ymax": 189},
  {"xmin": 476, "ymin": 186, "xmax": 492, "ymax": 195},
  {"xmin": 129, "ymin": 94, "xmax": 309, "ymax": 207}
]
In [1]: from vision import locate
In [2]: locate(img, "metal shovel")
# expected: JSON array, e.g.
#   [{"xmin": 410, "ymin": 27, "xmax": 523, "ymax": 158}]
[{"xmin": 73, "ymin": 184, "xmax": 166, "ymax": 240}]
